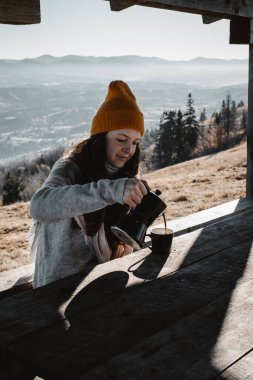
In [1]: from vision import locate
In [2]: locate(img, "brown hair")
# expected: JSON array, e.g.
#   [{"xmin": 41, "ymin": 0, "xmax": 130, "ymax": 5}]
[{"xmin": 66, "ymin": 133, "xmax": 140, "ymax": 248}]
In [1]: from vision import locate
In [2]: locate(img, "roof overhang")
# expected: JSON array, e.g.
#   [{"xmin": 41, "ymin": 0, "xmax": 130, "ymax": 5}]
[
  {"xmin": 106, "ymin": 0, "xmax": 253, "ymax": 19},
  {"xmin": 0, "ymin": 0, "xmax": 41, "ymax": 25}
]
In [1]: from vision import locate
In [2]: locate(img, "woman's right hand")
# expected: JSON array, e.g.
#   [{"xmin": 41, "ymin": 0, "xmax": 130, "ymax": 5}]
[{"xmin": 123, "ymin": 178, "xmax": 148, "ymax": 208}]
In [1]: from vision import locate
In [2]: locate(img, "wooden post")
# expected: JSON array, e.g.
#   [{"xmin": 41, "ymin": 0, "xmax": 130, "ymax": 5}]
[{"xmin": 247, "ymin": 19, "xmax": 253, "ymax": 197}]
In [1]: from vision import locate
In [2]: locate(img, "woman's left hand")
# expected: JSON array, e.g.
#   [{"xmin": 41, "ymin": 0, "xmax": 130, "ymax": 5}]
[{"xmin": 111, "ymin": 243, "xmax": 133, "ymax": 259}]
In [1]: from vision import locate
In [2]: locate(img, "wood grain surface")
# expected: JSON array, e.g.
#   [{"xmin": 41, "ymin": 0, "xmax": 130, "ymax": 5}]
[
  {"xmin": 0, "ymin": 207, "xmax": 253, "ymax": 379},
  {"xmin": 7, "ymin": 236, "xmax": 253, "ymax": 378}
]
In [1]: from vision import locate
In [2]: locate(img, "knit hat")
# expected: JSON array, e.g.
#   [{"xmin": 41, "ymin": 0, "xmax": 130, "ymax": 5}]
[{"xmin": 90, "ymin": 80, "xmax": 144, "ymax": 136}]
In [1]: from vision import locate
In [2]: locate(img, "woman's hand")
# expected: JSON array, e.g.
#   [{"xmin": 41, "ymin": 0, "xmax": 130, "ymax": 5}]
[
  {"xmin": 110, "ymin": 243, "xmax": 133, "ymax": 260},
  {"xmin": 140, "ymin": 179, "xmax": 151, "ymax": 192},
  {"xmin": 123, "ymin": 178, "xmax": 149, "ymax": 208}
]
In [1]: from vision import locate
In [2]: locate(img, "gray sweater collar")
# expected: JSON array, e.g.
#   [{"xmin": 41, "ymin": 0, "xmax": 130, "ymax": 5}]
[{"xmin": 105, "ymin": 162, "xmax": 119, "ymax": 176}]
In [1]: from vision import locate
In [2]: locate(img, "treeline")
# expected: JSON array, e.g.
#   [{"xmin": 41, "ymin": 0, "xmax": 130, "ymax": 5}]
[
  {"xmin": 0, "ymin": 93, "xmax": 247, "ymax": 205},
  {"xmin": 140, "ymin": 93, "xmax": 247, "ymax": 171},
  {"xmin": 0, "ymin": 146, "xmax": 64, "ymax": 205}
]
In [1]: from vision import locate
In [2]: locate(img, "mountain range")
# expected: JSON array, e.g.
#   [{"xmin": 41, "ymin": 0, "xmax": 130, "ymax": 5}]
[
  {"xmin": 0, "ymin": 55, "xmax": 248, "ymax": 87},
  {"xmin": 0, "ymin": 55, "xmax": 248, "ymax": 66}
]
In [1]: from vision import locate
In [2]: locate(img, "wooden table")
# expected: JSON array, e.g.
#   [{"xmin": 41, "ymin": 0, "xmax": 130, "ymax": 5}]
[{"xmin": 1, "ymin": 202, "xmax": 253, "ymax": 379}]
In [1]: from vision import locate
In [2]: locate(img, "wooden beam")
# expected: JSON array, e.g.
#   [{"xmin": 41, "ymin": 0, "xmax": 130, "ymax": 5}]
[
  {"xmin": 107, "ymin": 0, "xmax": 253, "ymax": 19},
  {"xmin": 109, "ymin": 0, "xmax": 134, "ymax": 11},
  {"xmin": 247, "ymin": 19, "xmax": 253, "ymax": 196},
  {"xmin": 202, "ymin": 14, "xmax": 222, "ymax": 24},
  {"xmin": 0, "ymin": 0, "xmax": 40, "ymax": 25},
  {"xmin": 230, "ymin": 18, "xmax": 250, "ymax": 44}
]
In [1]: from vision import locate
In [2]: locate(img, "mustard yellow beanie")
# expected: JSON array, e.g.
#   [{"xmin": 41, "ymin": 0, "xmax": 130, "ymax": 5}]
[{"xmin": 90, "ymin": 80, "xmax": 144, "ymax": 136}]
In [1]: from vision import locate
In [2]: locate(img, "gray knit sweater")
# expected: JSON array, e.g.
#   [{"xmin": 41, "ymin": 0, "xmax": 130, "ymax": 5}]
[{"xmin": 30, "ymin": 158, "xmax": 128, "ymax": 288}]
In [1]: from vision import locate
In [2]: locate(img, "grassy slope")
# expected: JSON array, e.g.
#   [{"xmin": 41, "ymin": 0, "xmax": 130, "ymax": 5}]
[{"xmin": 0, "ymin": 142, "xmax": 246, "ymax": 272}]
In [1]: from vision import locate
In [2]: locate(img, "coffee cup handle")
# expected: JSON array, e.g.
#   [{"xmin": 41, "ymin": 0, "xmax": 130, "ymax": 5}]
[{"xmin": 143, "ymin": 235, "xmax": 152, "ymax": 250}]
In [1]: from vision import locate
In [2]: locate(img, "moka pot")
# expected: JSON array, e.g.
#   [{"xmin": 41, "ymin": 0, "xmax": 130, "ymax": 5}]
[{"xmin": 110, "ymin": 190, "xmax": 167, "ymax": 250}]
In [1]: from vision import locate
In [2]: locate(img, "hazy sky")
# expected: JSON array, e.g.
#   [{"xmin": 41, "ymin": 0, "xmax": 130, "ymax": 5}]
[{"xmin": 0, "ymin": 0, "xmax": 249, "ymax": 60}]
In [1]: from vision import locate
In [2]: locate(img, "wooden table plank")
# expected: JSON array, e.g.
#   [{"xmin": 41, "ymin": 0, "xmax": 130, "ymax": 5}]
[
  {"xmin": 152, "ymin": 197, "xmax": 253, "ymax": 237},
  {"xmin": 0, "ymin": 263, "xmax": 34, "ymax": 299},
  {"xmin": 216, "ymin": 349, "xmax": 253, "ymax": 379},
  {"xmin": 81, "ymin": 278, "xmax": 253, "ymax": 380},
  {"xmin": 6, "ymin": 237, "xmax": 253, "ymax": 379},
  {"xmin": 0, "ymin": 211, "xmax": 253, "ymax": 356},
  {"xmin": 1, "ymin": 207, "xmax": 253, "ymax": 354}
]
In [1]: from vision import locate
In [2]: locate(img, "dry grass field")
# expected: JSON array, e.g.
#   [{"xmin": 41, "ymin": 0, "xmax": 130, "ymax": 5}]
[
  {"xmin": 0, "ymin": 142, "xmax": 246, "ymax": 273},
  {"xmin": 144, "ymin": 142, "xmax": 246, "ymax": 220}
]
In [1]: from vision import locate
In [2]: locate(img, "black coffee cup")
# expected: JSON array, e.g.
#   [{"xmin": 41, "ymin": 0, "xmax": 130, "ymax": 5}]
[{"xmin": 145, "ymin": 227, "xmax": 173, "ymax": 255}]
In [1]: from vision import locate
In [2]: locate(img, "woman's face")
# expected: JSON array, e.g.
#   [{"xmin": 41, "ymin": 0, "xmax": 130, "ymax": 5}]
[{"xmin": 106, "ymin": 129, "xmax": 141, "ymax": 168}]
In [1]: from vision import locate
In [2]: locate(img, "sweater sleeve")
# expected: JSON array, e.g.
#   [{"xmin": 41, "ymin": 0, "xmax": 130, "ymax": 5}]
[{"xmin": 30, "ymin": 159, "xmax": 128, "ymax": 223}]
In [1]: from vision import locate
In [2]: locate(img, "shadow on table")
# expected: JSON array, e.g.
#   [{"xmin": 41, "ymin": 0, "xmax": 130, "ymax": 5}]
[
  {"xmin": 128, "ymin": 249, "xmax": 169, "ymax": 280},
  {"xmin": 33, "ymin": 199, "xmax": 252, "ymax": 379}
]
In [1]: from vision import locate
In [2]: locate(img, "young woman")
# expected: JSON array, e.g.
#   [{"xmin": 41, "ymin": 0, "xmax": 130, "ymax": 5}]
[{"xmin": 30, "ymin": 80, "xmax": 149, "ymax": 288}]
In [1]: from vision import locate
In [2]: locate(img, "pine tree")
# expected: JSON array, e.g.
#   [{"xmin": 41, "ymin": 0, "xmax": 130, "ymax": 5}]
[
  {"xmin": 231, "ymin": 100, "xmax": 237, "ymax": 131},
  {"xmin": 220, "ymin": 99, "xmax": 226, "ymax": 128},
  {"xmin": 3, "ymin": 172, "xmax": 24, "ymax": 205},
  {"xmin": 219, "ymin": 94, "xmax": 232, "ymax": 143},
  {"xmin": 183, "ymin": 93, "xmax": 199, "ymax": 150},
  {"xmin": 176, "ymin": 109, "xmax": 185, "ymax": 161},
  {"xmin": 213, "ymin": 112, "xmax": 225, "ymax": 150},
  {"xmin": 241, "ymin": 109, "xmax": 247, "ymax": 134},
  {"xmin": 152, "ymin": 110, "xmax": 178, "ymax": 169},
  {"xmin": 199, "ymin": 108, "xmax": 207, "ymax": 123},
  {"xmin": 150, "ymin": 128, "xmax": 156, "ymax": 139},
  {"xmin": 225, "ymin": 94, "xmax": 231, "ymax": 136},
  {"xmin": 160, "ymin": 110, "xmax": 178, "ymax": 167},
  {"xmin": 152, "ymin": 93, "xmax": 201, "ymax": 169},
  {"xmin": 150, "ymin": 128, "xmax": 161, "ymax": 170}
]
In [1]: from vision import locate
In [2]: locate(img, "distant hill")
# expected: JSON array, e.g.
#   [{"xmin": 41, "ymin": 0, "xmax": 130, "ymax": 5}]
[
  {"xmin": 188, "ymin": 57, "xmax": 248, "ymax": 65},
  {"xmin": 0, "ymin": 54, "xmax": 248, "ymax": 66},
  {"xmin": 0, "ymin": 55, "xmax": 248, "ymax": 87}
]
